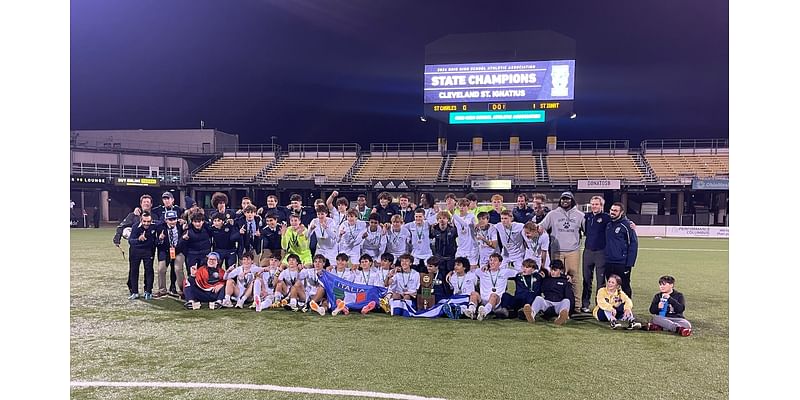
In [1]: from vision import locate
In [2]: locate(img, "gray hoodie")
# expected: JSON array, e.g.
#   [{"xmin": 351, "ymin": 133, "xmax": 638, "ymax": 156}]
[{"xmin": 538, "ymin": 192, "xmax": 585, "ymax": 253}]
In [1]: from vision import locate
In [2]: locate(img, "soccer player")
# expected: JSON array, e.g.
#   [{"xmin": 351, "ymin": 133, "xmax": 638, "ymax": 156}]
[
  {"xmin": 181, "ymin": 212, "xmax": 213, "ymax": 276},
  {"xmin": 113, "ymin": 194, "xmax": 153, "ymax": 248},
  {"xmin": 298, "ymin": 254, "xmax": 326, "ymax": 313},
  {"xmin": 485, "ymin": 194, "xmax": 506, "ymax": 224},
  {"xmin": 280, "ymin": 214, "xmax": 312, "ymax": 265},
  {"xmin": 251, "ymin": 255, "xmax": 279, "ymax": 312},
  {"xmin": 443, "ymin": 193, "xmax": 458, "ymax": 216},
  {"xmin": 355, "ymin": 194, "xmax": 371, "ymax": 221},
  {"xmin": 350, "ymin": 254, "xmax": 379, "ymax": 314},
  {"xmin": 383, "ymin": 215, "xmax": 410, "ymax": 262},
  {"xmin": 361, "ymin": 214, "xmax": 387, "ymax": 260},
  {"xmin": 391, "ymin": 254, "xmax": 420, "ymax": 301},
  {"xmin": 496, "ymin": 210, "xmax": 526, "ymax": 271},
  {"xmin": 502, "ymin": 259, "xmax": 544, "ymax": 322},
  {"xmin": 338, "ymin": 209, "xmax": 367, "ymax": 262},
  {"xmin": 452, "ymin": 198, "xmax": 479, "ymax": 267},
  {"xmin": 371, "ymin": 191, "xmax": 400, "ymax": 224},
  {"xmin": 152, "ymin": 191, "xmax": 185, "ymax": 224},
  {"xmin": 424, "ymin": 256, "xmax": 449, "ymax": 299},
  {"xmin": 474, "ymin": 253, "xmax": 520, "ymax": 321},
  {"xmin": 523, "ymin": 221, "xmax": 550, "ymax": 271},
  {"xmin": 646, "ymin": 275, "xmax": 692, "ymax": 336},
  {"xmin": 474, "ymin": 212, "xmax": 498, "ymax": 269},
  {"xmin": 529, "ymin": 260, "xmax": 573, "ymax": 325},
  {"xmin": 154, "ymin": 210, "xmax": 185, "ymax": 298},
  {"xmin": 417, "ymin": 192, "xmax": 438, "ymax": 224},
  {"xmin": 447, "ymin": 257, "xmax": 480, "ymax": 319},
  {"xmin": 308, "ymin": 205, "xmax": 339, "ymax": 266},
  {"xmin": 397, "ymin": 193, "xmax": 415, "ymax": 224},
  {"xmin": 236, "ymin": 205, "xmax": 262, "ymax": 258},
  {"xmin": 208, "ymin": 192, "xmax": 235, "ymax": 223},
  {"xmin": 331, "ymin": 253, "xmax": 355, "ymax": 281},
  {"xmin": 275, "ymin": 254, "xmax": 304, "ymax": 311},
  {"xmin": 287, "ymin": 193, "xmax": 315, "ymax": 227},
  {"xmin": 222, "ymin": 251, "xmax": 261, "ymax": 308},
  {"xmin": 376, "ymin": 253, "xmax": 396, "ymax": 312},
  {"xmin": 403, "ymin": 208, "xmax": 434, "ymax": 271},
  {"xmin": 127, "ymin": 211, "xmax": 157, "ymax": 300},
  {"xmin": 430, "ymin": 211, "xmax": 458, "ymax": 279},
  {"xmin": 593, "ymin": 274, "xmax": 642, "ymax": 330},
  {"xmin": 258, "ymin": 194, "xmax": 289, "ymax": 224},
  {"xmin": 184, "ymin": 252, "xmax": 226, "ymax": 310},
  {"xmin": 260, "ymin": 213, "xmax": 282, "ymax": 261},
  {"xmin": 209, "ymin": 212, "xmax": 241, "ymax": 269}
]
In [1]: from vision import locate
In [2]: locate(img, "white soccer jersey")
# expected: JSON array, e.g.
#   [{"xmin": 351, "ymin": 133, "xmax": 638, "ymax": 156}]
[
  {"xmin": 299, "ymin": 268, "xmax": 322, "ymax": 297},
  {"xmin": 383, "ymin": 228, "xmax": 410, "ymax": 258},
  {"xmin": 329, "ymin": 208, "xmax": 349, "ymax": 230},
  {"xmin": 279, "ymin": 269, "xmax": 301, "ymax": 287},
  {"xmin": 331, "ymin": 268, "xmax": 355, "ymax": 282},
  {"xmin": 452, "ymin": 212, "xmax": 478, "ymax": 260},
  {"xmin": 361, "ymin": 229, "xmax": 386, "ymax": 258},
  {"xmin": 524, "ymin": 231, "xmax": 551, "ymax": 270},
  {"xmin": 496, "ymin": 222, "xmax": 526, "ymax": 268},
  {"xmin": 474, "ymin": 268, "xmax": 518, "ymax": 300},
  {"xmin": 309, "ymin": 218, "xmax": 339, "ymax": 259},
  {"xmin": 352, "ymin": 267, "xmax": 379, "ymax": 285},
  {"xmin": 338, "ymin": 221, "xmax": 367, "ymax": 260},
  {"xmin": 403, "ymin": 222, "xmax": 433, "ymax": 262},
  {"xmin": 448, "ymin": 271, "xmax": 479, "ymax": 296},
  {"xmin": 253, "ymin": 269, "xmax": 276, "ymax": 298},
  {"xmin": 390, "ymin": 270, "xmax": 420, "ymax": 295},
  {"xmin": 475, "ymin": 224, "xmax": 498, "ymax": 266},
  {"xmin": 375, "ymin": 268, "xmax": 393, "ymax": 289}
]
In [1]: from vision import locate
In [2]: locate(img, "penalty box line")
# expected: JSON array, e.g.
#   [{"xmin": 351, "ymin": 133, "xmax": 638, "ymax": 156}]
[{"xmin": 70, "ymin": 380, "xmax": 447, "ymax": 400}]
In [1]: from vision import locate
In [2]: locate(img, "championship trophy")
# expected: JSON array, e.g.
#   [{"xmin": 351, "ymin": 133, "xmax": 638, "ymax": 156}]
[{"xmin": 418, "ymin": 272, "xmax": 435, "ymax": 310}]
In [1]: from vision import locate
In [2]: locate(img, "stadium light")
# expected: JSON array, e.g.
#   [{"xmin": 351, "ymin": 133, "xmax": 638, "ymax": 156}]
[
  {"xmin": 419, "ymin": 116, "xmax": 427, "ymax": 122},
  {"xmin": 569, "ymin": 113, "xmax": 577, "ymax": 119}
]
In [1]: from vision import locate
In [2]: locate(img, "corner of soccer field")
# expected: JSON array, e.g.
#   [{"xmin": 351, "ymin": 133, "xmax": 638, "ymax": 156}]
[{"xmin": 71, "ymin": 229, "xmax": 729, "ymax": 400}]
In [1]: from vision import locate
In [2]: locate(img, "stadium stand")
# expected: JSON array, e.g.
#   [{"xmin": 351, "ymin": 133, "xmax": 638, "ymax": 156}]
[
  {"xmin": 448, "ymin": 141, "xmax": 537, "ymax": 182},
  {"xmin": 259, "ymin": 144, "xmax": 358, "ymax": 183},
  {"xmin": 351, "ymin": 143, "xmax": 443, "ymax": 182},
  {"xmin": 546, "ymin": 154, "xmax": 644, "ymax": 182},
  {"xmin": 191, "ymin": 155, "xmax": 275, "ymax": 182},
  {"xmin": 641, "ymin": 139, "xmax": 729, "ymax": 181}
]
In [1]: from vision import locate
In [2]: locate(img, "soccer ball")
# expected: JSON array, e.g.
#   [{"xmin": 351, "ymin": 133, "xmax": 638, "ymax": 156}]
[{"xmin": 122, "ymin": 227, "xmax": 132, "ymax": 240}]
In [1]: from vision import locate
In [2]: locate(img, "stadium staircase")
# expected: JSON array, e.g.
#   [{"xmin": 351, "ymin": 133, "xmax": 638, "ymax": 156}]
[
  {"xmin": 633, "ymin": 152, "xmax": 658, "ymax": 183},
  {"xmin": 255, "ymin": 154, "xmax": 281, "ymax": 182},
  {"xmin": 438, "ymin": 152, "xmax": 453, "ymax": 182},
  {"xmin": 344, "ymin": 153, "xmax": 369, "ymax": 182},
  {"xmin": 535, "ymin": 153, "xmax": 549, "ymax": 183},
  {"xmin": 189, "ymin": 153, "xmax": 223, "ymax": 177}
]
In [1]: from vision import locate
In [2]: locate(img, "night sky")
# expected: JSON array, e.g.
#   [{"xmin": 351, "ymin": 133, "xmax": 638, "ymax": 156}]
[{"xmin": 70, "ymin": 0, "xmax": 728, "ymax": 148}]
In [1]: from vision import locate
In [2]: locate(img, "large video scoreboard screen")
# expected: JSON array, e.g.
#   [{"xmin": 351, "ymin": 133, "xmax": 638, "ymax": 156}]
[{"xmin": 424, "ymin": 59, "xmax": 574, "ymax": 124}]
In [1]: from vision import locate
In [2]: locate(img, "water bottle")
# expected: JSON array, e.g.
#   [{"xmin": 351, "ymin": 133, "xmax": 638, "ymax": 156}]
[{"xmin": 659, "ymin": 296, "xmax": 669, "ymax": 316}]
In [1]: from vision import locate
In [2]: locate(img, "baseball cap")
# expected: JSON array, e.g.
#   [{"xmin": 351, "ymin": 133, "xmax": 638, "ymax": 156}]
[
  {"xmin": 162, "ymin": 191, "xmax": 174, "ymax": 199},
  {"xmin": 560, "ymin": 191, "xmax": 574, "ymax": 200},
  {"xmin": 206, "ymin": 252, "xmax": 220, "ymax": 261},
  {"xmin": 165, "ymin": 210, "xmax": 178, "ymax": 219}
]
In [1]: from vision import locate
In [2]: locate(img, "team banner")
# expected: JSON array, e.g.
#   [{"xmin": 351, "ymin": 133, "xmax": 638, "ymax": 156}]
[
  {"xmin": 319, "ymin": 271, "xmax": 387, "ymax": 311},
  {"xmin": 424, "ymin": 60, "xmax": 575, "ymax": 103},
  {"xmin": 390, "ymin": 295, "xmax": 470, "ymax": 318}
]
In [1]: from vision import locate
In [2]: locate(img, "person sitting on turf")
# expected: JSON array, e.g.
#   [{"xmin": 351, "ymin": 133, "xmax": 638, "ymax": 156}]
[
  {"xmin": 391, "ymin": 254, "xmax": 420, "ymax": 302},
  {"xmin": 529, "ymin": 259, "xmax": 573, "ymax": 325},
  {"xmin": 501, "ymin": 258, "xmax": 543, "ymax": 322},
  {"xmin": 275, "ymin": 254, "xmax": 304, "ymax": 311},
  {"xmin": 184, "ymin": 252, "xmax": 226, "ymax": 310},
  {"xmin": 593, "ymin": 274, "xmax": 642, "ymax": 330},
  {"xmin": 447, "ymin": 256, "xmax": 480, "ymax": 319},
  {"xmin": 251, "ymin": 255, "xmax": 279, "ymax": 312},
  {"xmin": 307, "ymin": 254, "xmax": 332, "ymax": 316},
  {"xmin": 221, "ymin": 251, "xmax": 261, "ymax": 308},
  {"xmin": 646, "ymin": 275, "xmax": 693, "ymax": 336},
  {"xmin": 474, "ymin": 253, "xmax": 520, "ymax": 321}
]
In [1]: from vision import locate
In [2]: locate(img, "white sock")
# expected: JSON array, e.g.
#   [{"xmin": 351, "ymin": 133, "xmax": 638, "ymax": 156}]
[
  {"xmin": 224, "ymin": 295, "xmax": 231, "ymax": 301},
  {"xmin": 290, "ymin": 298, "xmax": 297, "ymax": 307},
  {"xmin": 484, "ymin": 303, "xmax": 493, "ymax": 313}
]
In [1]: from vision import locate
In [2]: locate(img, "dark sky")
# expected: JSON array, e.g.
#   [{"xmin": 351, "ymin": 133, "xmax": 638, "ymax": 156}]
[{"xmin": 71, "ymin": 0, "xmax": 728, "ymax": 148}]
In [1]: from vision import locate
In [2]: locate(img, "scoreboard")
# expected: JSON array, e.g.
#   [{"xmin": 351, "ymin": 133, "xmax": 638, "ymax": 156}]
[{"xmin": 424, "ymin": 60, "xmax": 574, "ymax": 124}]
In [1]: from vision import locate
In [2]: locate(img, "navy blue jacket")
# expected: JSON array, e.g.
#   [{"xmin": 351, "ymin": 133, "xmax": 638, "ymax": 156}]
[
  {"xmin": 372, "ymin": 203, "xmax": 401, "ymax": 224},
  {"xmin": 209, "ymin": 223, "xmax": 240, "ymax": 252},
  {"xmin": 155, "ymin": 222, "xmax": 185, "ymax": 254},
  {"xmin": 128, "ymin": 224, "xmax": 157, "ymax": 253},
  {"xmin": 430, "ymin": 224, "xmax": 458, "ymax": 259},
  {"xmin": 605, "ymin": 217, "xmax": 638, "ymax": 267},
  {"xmin": 584, "ymin": 212, "xmax": 612, "ymax": 251},
  {"xmin": 513, "ymin": 272, "xmax": 543, "ymax": 299},
  {"xmin": 236, "ymin": 216, "xmax": 263, "ymax": 254},
  {"xmin": 649, "ymin": 291, "xmax": 686, "ymax": 318},
  {"xmin": 206, "ymin": 208, "xmax": 236, "ymax": 224},
  {"xmin": 260, "ymin": 225, "xmax": 282, "ymax": 253},
  {"xmin": 539, "ymin": 274, "xmax": 574, "ymax": 310},
  {"xmin": 487, "ymin": 210, "xmax": 501, "ymax": 224},
  {"xmin": 287, "ymin": 206, "xmax": 315, "ymax": 227},
  {"xmin": 397, "ymin": 206, "xmax": 415, "ymax": 224},
  {"xmin": 151, "ymin": 205, "xmax": 185, "ymax": 223},
  {"xmin": 258, "ymin": 206, "xmax": 290, "ymax": 224},
  {"xmin": 181, "ymin": 223, "xmax": 212, "ymax": 254},
  {"xmin": 113, "ymin": 211, "xmax": 141, "ymax": 245},
  {"xmin": 512, "ymin": 206, "xmax": 535, "ymax": 224}
]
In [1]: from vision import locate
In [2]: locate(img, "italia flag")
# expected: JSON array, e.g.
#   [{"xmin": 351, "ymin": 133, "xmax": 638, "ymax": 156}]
[{"xmin": 319, "ymin": 271, "xmax": 387, "ymax": 311}]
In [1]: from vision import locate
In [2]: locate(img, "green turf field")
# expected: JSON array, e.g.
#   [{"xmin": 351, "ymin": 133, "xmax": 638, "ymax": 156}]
[{"xmin": 71, "ymin": 228, "xmax": 728, "ymax": 400}]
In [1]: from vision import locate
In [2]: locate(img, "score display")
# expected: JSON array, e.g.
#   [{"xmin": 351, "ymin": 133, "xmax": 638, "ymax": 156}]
[{"xmin": 424, "ymin": 60, "xmax": 574, "ymax": 124}]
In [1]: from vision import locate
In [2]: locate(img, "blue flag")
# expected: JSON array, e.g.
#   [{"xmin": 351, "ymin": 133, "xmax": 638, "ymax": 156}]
[
  {"xmin": 319, "ymin": 271, "xmax": 387, "ymax": 310},
  {"xmin": 390, "ymin": 295, "xmax": 470, "ymax": 318}
]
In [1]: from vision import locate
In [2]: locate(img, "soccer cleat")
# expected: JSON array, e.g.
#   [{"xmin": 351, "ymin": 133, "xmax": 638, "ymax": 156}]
[
  {"xmin": 235, "ymin": 299, "xmax": 245, "ymax": 309},
  {"xmin": 222, "ymin": 299, "xmax": 234, "ymax": 308},
  {"xmin": 191, "ymin": 301, "xmax": 201, "ymax": 310},
  {"xmin": 628, "ymin": 321, "xmax": 642, "ymax": 330},
  {"xmin": 580, "ymin": 307, "xmax": 591, "ymax": 313},
  {"xmin": 183, "ymin": 301, "xmax": 193, "ymax": 310},
  {"xmin": 678, "ymin": 327, "xmax": 693, "ymax": 337},
  {"xmin": 209, "ymin": 301, "xmax": 222, "ymax": 310},
  {"xmin": 462, "ymin": 305, "xmax": 475, "ymax": 320},
  {"xmin": 609, "ymin": 319, "xmax": 622, "ymax": 329},
  {"xmin": 493, "ymin": 307, "xmax": 509, "ymax": 319},
  {"xmin": 361, "ymin": 301, "xmax": 376, "ymax": 315},
  {"xmin": 128, "ymin": 293, "xmax": 139, "ymax": 300},
  {"xmin": 332, "ymin": 299, "xmax": 347, "ymax": 316},
  {"xmin": 310, "ymin": 300, "xmax": 326, "ymax": 316},
  {"xmin": 280, "ymin": 298, "xmax": 289, "ymax": 307},
  {"xmin": 522, "ymin": 304, "xmax": 534, "ymax": 323},
  {"xmin": 254, "ymin": 296, "xmax": 263, "ymax": 312},
  {"xmin": 555, "ymin": 309, "xmax": 570, "ymax": 326},
  {"xmin": 477, "ymin": 305, "xmax": 487, "ymax": 321},
  {"xmin": 342, "ymin": 306, "xmax": 350, "ymax": 315},
  {"xmin": 379, "ymin": 297, "xmax": 391, "ymax": 313}
]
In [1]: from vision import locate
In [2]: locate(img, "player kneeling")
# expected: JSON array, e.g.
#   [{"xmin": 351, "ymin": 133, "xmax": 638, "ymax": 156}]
[
  {"xmin": 499, "ymin": 259, "xmax": 543, "ymax": 322},
  {"xmin": 528, "ymin": 260, "xmax": 572, "ymax": 325}
]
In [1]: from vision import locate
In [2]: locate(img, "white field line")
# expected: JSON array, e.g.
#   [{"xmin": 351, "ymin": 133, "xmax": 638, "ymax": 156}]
[
  {"xmin": 639, "ymin": 247, "xmax": 728, "ymax": 252},
  {"xmin": 70, "ymin": 381, "xmax": 447, "ymax": 400}
]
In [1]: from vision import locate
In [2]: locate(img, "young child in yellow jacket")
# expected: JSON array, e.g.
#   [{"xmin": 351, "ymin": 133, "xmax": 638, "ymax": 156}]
[{"xmin": 593, "ymin": 274, "xmax": 642, "ymax": 330}]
